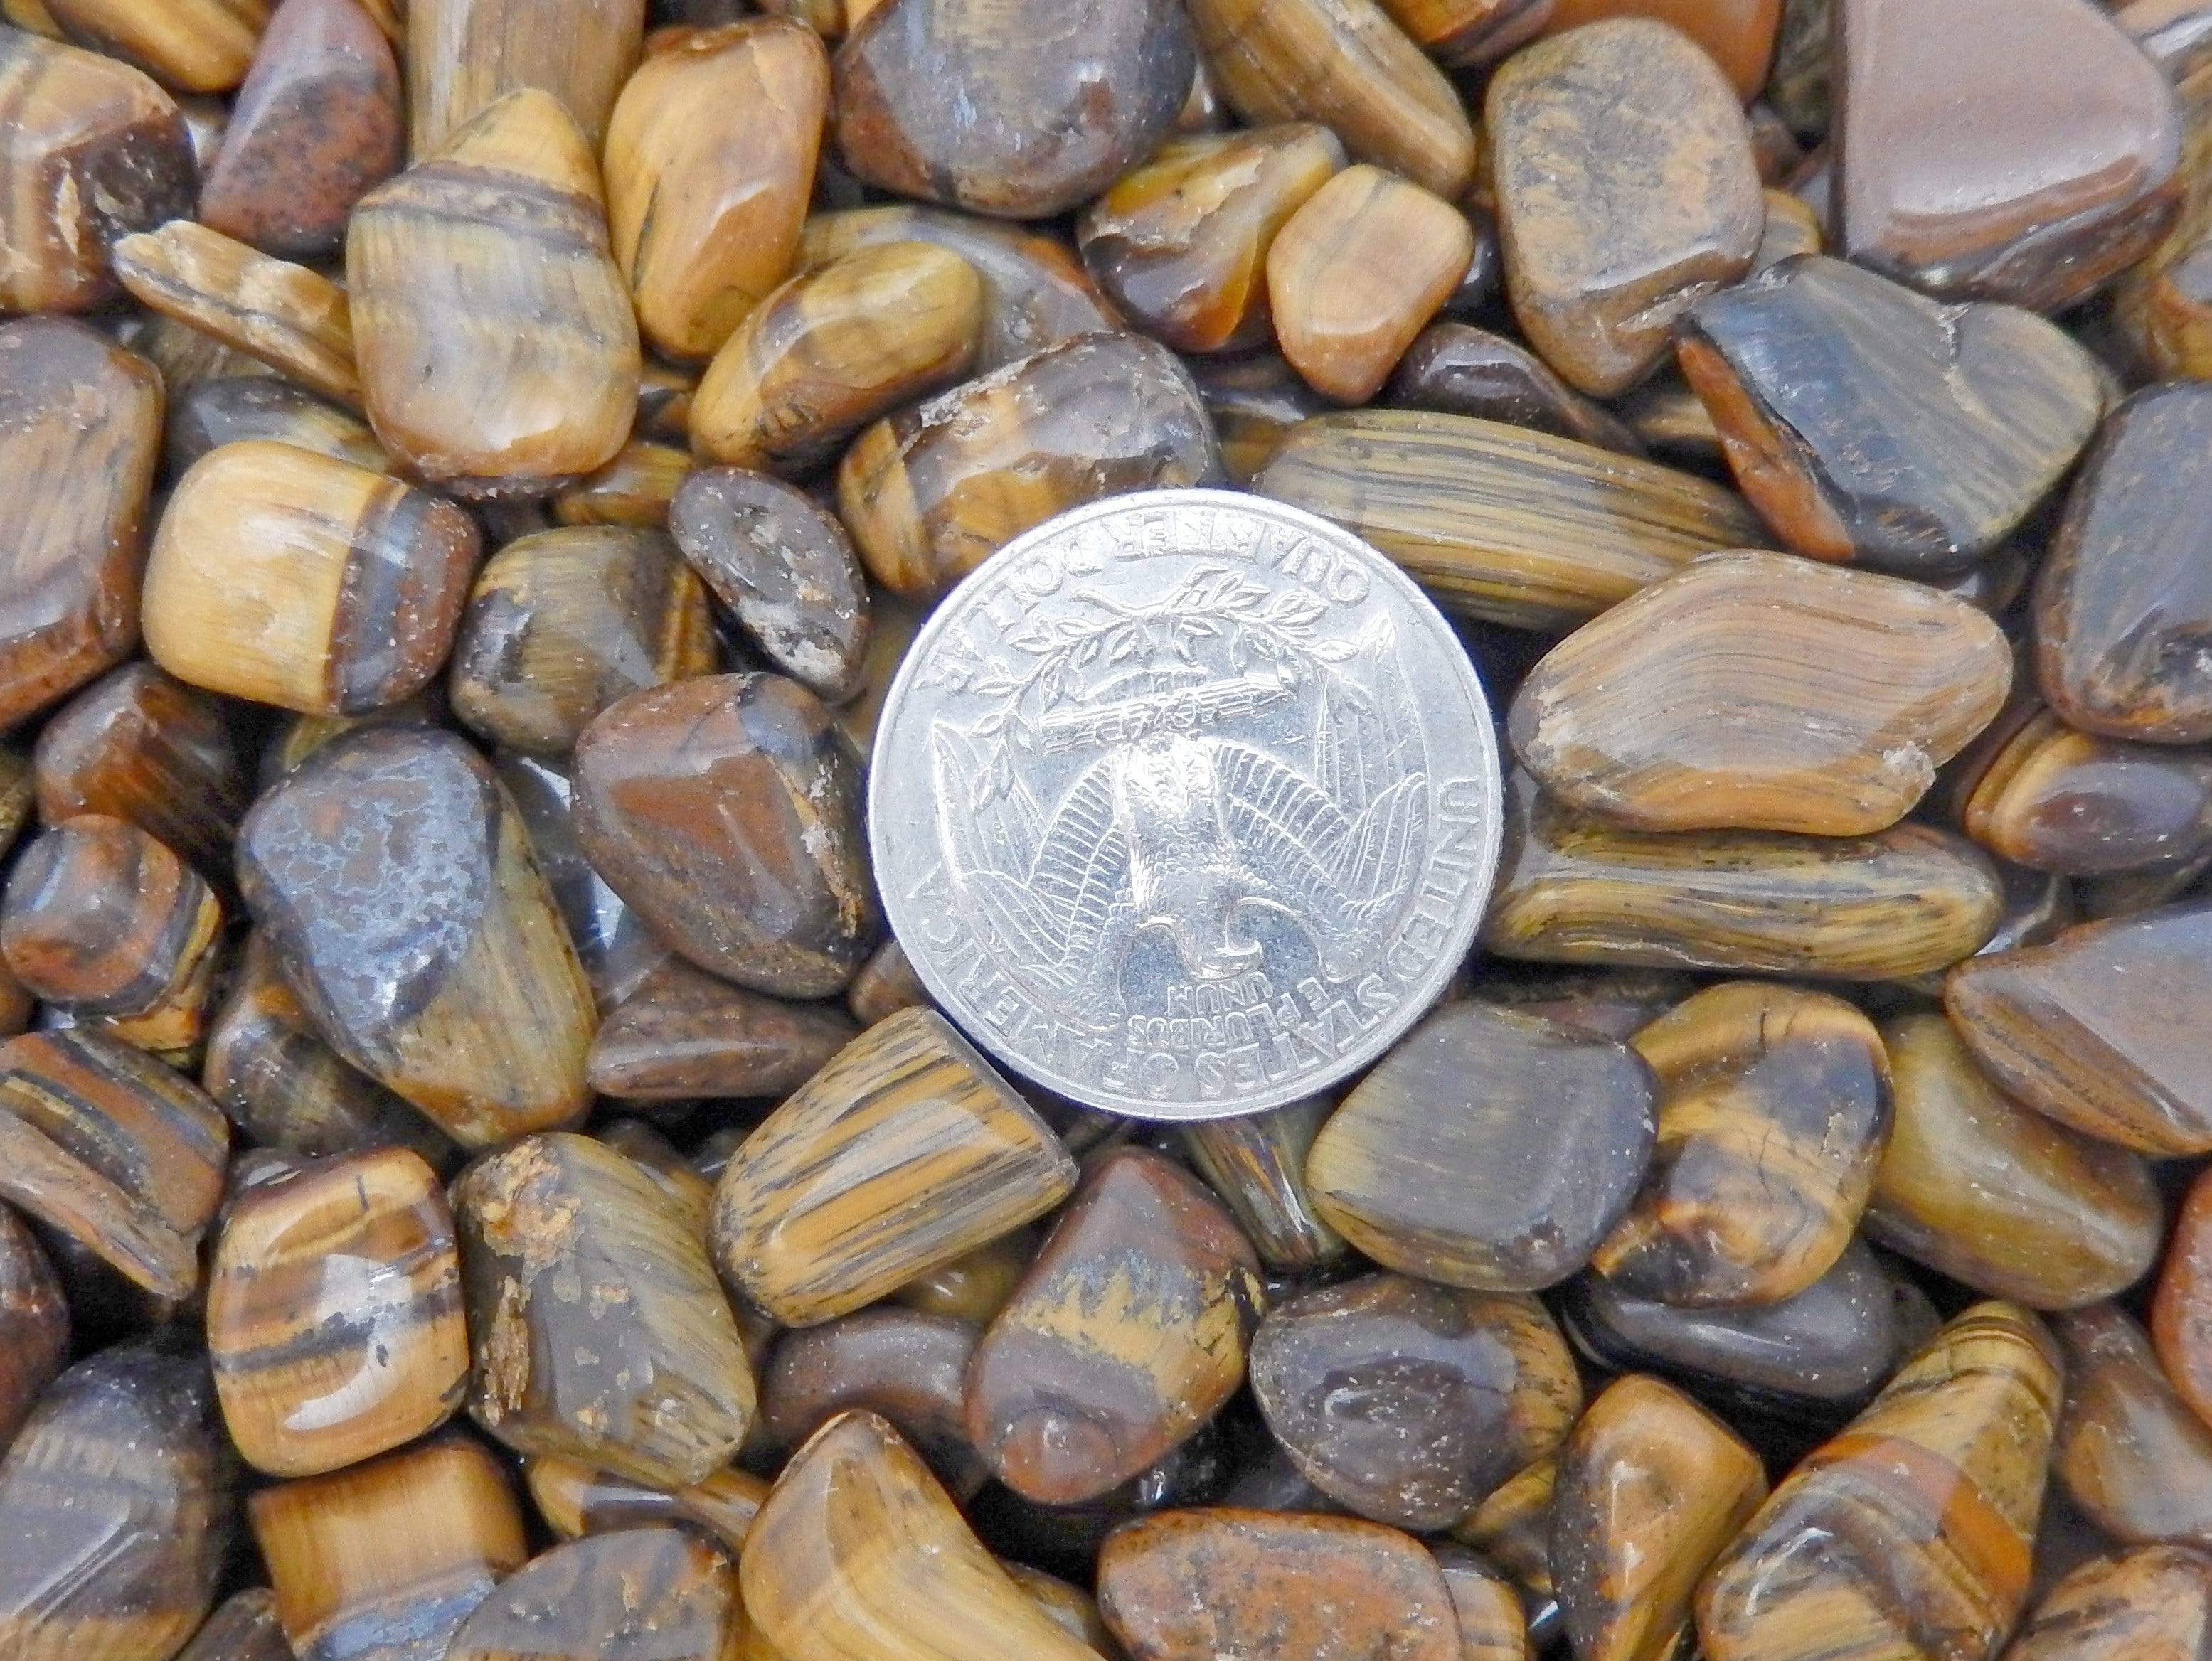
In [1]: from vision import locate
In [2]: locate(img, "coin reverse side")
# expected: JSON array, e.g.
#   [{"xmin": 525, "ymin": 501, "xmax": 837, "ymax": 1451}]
[{"xmin": 869, "ymin": 490, "xmax": 1504, "ymax": 1121}]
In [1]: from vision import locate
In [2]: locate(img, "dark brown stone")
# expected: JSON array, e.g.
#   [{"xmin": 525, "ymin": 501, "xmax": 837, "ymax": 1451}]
[
  {"xmin": 2052, "ymin": 1304, "xmax": 2212, "ymax": 1550},
  {"xmin": 1176, "ymin": 1097, "xmax": 1346, "ymax": 1272},
  {"xmin": 2153, "ymin": 1163, "xmax": 2212, "ymax": 1438},
  {"xmin": 0, "ymin": 1206, "xmax": 65, "ymax": 1452},
  {"xmin": 760, "ymin": 1305, "xmax": 985, "ymax": 1494},
  {"xmin": 2003, "ymin": 1544, "xmax": 2212, "ymax": 1661},
  {"xmin": 587, "ymin": 958, "xmax": 857, "ymax": 1100},
  {"xmin": 1388, "ymin": 321, "xmax": 1643, "ymax": 454}
]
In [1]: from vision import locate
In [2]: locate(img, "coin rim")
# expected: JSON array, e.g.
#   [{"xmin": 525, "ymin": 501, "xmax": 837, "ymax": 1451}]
[{"xmin": 867, "ymin": 487, "xmax": 1504, "ymax": 1121}]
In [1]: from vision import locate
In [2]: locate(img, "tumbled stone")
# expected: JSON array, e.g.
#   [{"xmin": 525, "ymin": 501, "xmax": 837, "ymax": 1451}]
[
  {"xmin": 893, "ymin": 1229, "xmax": 1033, "ymax": 1326},
  {"xmin": 1193, "ymin": 351, "xmax": 1332, "ymax": 483},
  {"xmin": 1176, "ymin": 1097, "xmax": 1346, "ymax": 1271},
  {"xmin": 1539, "ymin": 0, "xmax": 1781, "ymax": 98},
  {"xmin": 1250, "ymin": 1272, "xmax": 1579, "ymax": 1531},
  {"xmin": 2052, "ymin": 1304, "xmax": 2212, "ymax": 1550},
  {"xmin": 523, "ymin": 1455, "xmax": 766, "ymax": 1557},
  {"xmin": 1512, "ymin": 550, "xmax": 2011, "ymax": 835},
  {"xmin": 405, "ymin": 0, "xmax": 642, "ymax": 155},
  {"xmin": 1959, "ymin": 707, "xmax": 2212, "ymax": 877},
  {"xmin": 1434, "ymin": 1547, "xmax": 1531, "ymax": 1661},
  {"xmin": 176, "ymin": 1589, "xmax": 293, "ymax": 1661},
  {"xmin": 2003, "ymin": 1544, "xmax": 2212, "ymax": 1661},
  {"xmin": 165, "ymin": 376, "xmax": 388, "ymax": 476},
  {"xmin": 587, "ymin": 958, "xmax": 856, "ymax": 1101},
  {"xmin": 1306, "ymin": 999, "xmax": 1657, "ymax": 1291},
  {"xmin": 1489, "ymin": 19, "xmax": 1762, "ymax": 397},
  {"xmin": 1678, "ymin": 255, "xmax": 2105, "ymax": 572},
  {"xmin": 551, "ymin": 439, "xmax": 691, "ymax": 530},
  {"xmin": 760, "ymin": 1305, "xmax": 984, "ymax": 1495},
  {"xmin": 2116, "ymin": 62, "xmax": 2212, "ymax": 381},
  {"xmin": 2154, "ymin": 1164, "xmax": 2212, "ymax": 1434},
  {"xmin": 1388, "ymin": 322, "xmax": 1643, "ymax": 455},
  {"xmin": 443, "ymin": 1527, "xmax": 738, "ymax": 1661},
  {"xmin": 0, "ymin": 1207, "xmax": 65, "ymax": 1451}
]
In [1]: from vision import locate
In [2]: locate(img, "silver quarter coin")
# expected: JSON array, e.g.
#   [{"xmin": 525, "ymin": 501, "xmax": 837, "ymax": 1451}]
[{"xmin": 868, "ymin": 490, "xmax": 1504, "ymax": 1121}]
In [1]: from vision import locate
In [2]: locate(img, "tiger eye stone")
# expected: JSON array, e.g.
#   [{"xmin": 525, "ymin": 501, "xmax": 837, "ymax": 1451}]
[
  {"xmin": 1177, "ymin": 1096, "xmax": 1346, "ymax": 1271},
  {"xmin": 2051, "ymin": 1304, "xmax": 2212, "ymax": 1549},
  {"xmin": 405, "ymin": 0, "xmax": 642, "ymax": 155},
  {"xmin": 238, "ymin": 727, "xmax": 597, "ymax": 1148},
  {"xmin": 1960, "ymin": 709, "xmax": 2212, "ymax": 877},
  {"xmin": 839, "ymin": 330, "xmax": 1223, "ymax": 603},
  {"xmin": 443, "ymin": 1527, "xmax": 738, "ymax": 1661},
  {"xmin": 1, "ymin": 815, "xmax": 223, "ymax": 1063},
  {"xmin": 760, "ymin": 1305, "xmax": 984, "ymax": 1493},
  {"xmin": 1677, "ymin": 255, "xmax": 2105, "ymax": 572},
  {"xmin": 668, "ymin": 471, "xmax": 873, "ymax": 702},
  {"xmin": 177, "ymin": 1590, "xmax": 292, "ymax": 1661},
  {"xmin": 1253, "ymin": 409, "xmax": 1762, "ymax": 631},
  {"xmin": 1947, "ymin": 901, "xmax": 2212, "ymax": 1155},
  {"xmin": 605, "ymin": 19, "xmax": 827, "ymax": 362},
  {"xmin": 1835, "ymin": 0, "xmax": 2181, "ymax": 314},
  {"xmin": 1696, "ymin": 1303, "xmax": 2063, "ymax": 1661},
  {"xmin": 1592, "ymin": 982, "xmax": 1890, "ymax": 1308},
  {"xmin": 456, "ymin": 1132, "xmax": 757, "ymax": 1488},
  {"xmin": 1267, "ymin": 164, "xmax": 1474, "ymax": 404},
  {"xmin": 966, "ymin": 1145, "xmax": 1263, "ymax": 1505},
  {"xmin": 551, "ymin": 442, "xmax": 692, "ymax": 529},
  {"xmin": 572, "ymin": 673, "xmax": 878, "ymax": 997},
  {"xmin": 208, "ymin": 1147, "xmax": 466, "ymax": 1476},
  {"xmin": 587, "ymin": 958, "xmax": 857, "ymax": 1100},
  {"xmin": 2004, "ymin": 1544, "xmax": 2212, "ymax": 1661},
  {"xmin": 0, "ymin": 33, "xmax": 196, "ymax": 312},
  {"xmin": 1489, "ymin": 19, "xmax": 1762, "ymax": 397},
  {"xmin": 1487, "ymin": 774, "xmax": 2006, "ymax": 981},
  {"xmin": 1249, "ymin": 1272, "xmax": 1580, "ymax": 1531},
  {"xmin": 349, "ymin": 88, "xmax": 640, "ymax": 496},
  {"xmin": 166, "ymin": 378, "xmax": 388, "ymax": 477},
  {"xmin": 2116, "ymin": 64, "xmax": 2212, "ymax": 382},
  {"xmin": 448, "ymin": 526, "xmax": 715, "ymax": 756},
  {"xmin": 524, "ymin": 1454, "xmax": 767, "ymax": 1555},
  {"xmin": 0, "ymin": 1340, "xmax": 233, "ymax": 1661},
  {"xmin": 1538, "ymin": 0, "xmax": 1779, "ymax": 97},
  {"xmin": 41, "ymin": 0, "xmax": 266, "ymax": 90},
  {"xmin": 713, "ymin": 1008, "xmax": 1076, "ymax": 1325},
  {"xmin": 1512, "ymin": 550, "xmax": 2011, "ymax": 835},
  {"xmin": 833, "ymin": 0, "xmax": 1194, "ymax": 219},
  {"xmin": 1551, "ymin": 1375, "xmax": 1769, "ymax": 1661},
  {"xmin": 252, "ymin": 1434, "xmax": 529, "ymax": 1661},
  {"xmin": 0, "ymin": 320, "xmax": 162, "ymax": 732},
  {"xmin": 1306, "ymin": 1000, "xmax": 1657, "ymax": 1291},
  {"xmin": 1434, "ymin": 1547, "xmax": 1531, "ymax": 1661},
  {"xmin": 2034, "ymin": 385, "xmax": 2212, "ymax": 746},
  {"xmin": 0, "ymin": 1031, "xmax": 229, "ymax": 1301},
  {"xmin": 690, "ymin": 242, "xmax": 984, "ymax": 474},
  {"xmin": 1078, "ymin": 124, "xmax": 1345, "ymax": 356},
  {"xmin": 2154, "ymin": 1164, "xmax": 2212, "ymax": 1433},
  {"xmin": 0, "ymin": 1206, "xmax": 65, "ymax": 1451},
  {"xmin": 740, "ymin": 1411, "xmax": 1106, "ymax": 1661},
  {"xmin": 1097, "ymin": 1507, "xmax": 1463, "ymax": 1661},
  {"xmin": 144, "ymin": 441, "xmax": 480, "ymax": 717},
  {"xmin": 892, "ymin": 1229, "xmax": 1032, "ymax": 1325},
  {"xmin": 1868, "ymin": 1014, "xmax": 2162, "ymax": 1310},
  {"xmin": 1387, "ymin": 323, "xmax": 1643, "ymax": 456},
  {"xmin": 1185, "ymin": 0, "xmax": 1477, "ymax": 198},
  {"xmin": 1191, "ymin": 352, "xmax": 1329, "ymax": 484}
]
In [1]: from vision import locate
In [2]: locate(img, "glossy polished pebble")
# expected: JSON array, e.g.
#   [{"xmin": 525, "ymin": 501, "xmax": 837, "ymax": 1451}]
[
  {"xmin": 1185, "ymin": 0, "xmax": 1477, "ymax": 198},
  {"xmin": 1308, "ymin": 1000, "xmax": 1656, "ymax": 1291},
  {"xmin": 834, "ymin": 0, "xmax": 1193, "ymax": 218},
  {"xmin": 1487, "ymin": 776, "xmax": 2006, "ymax": 981},
  {"xmin": 1078, "ymin": 125, "xmax": 1344, "ymax": 355},
  {"xmin": 0, "ymin": 320, "xmax": 162, "ymax": 730},
  {"xmin": 349, "ymin": 89, "xmax": 639, "ymax": 496},
  {"xmin": 0, "ymin": 1340, "xmax": 231, "ymax": 1661},
  {"xmin": 1678, "ymin": 256, "xmax": 2105, "ymax": 572},
  {"xmin": 253, "ymin": 1435, "xmax": 529, "ymax": 1661},
  {"xmin": 1250, "ymin": 1272, "xmax": 1579, "ymax": 1530},
  {"xmin": 1513, "ymin": 550, "xmax": 2009, "ymax": 835},
  {"xmin": 799, "ymin": 205, "xmax": 1121, "ymax": 372},
  {"xmin": 443, "ymin": 1527, "xmax": 737, "ymax": 1661},
  {"xmin": 145, "ymin": 441, "xmax": 479, "ymax": 717},
  {"xmin": 2154, "ymin": 1165, "xmax": 2212, "ymax": 1433},
  {"xmin": 1191, "ymin": 352, "xmax": 1329, "ymax": 484},
  {"xmin": 1177, "ymin": 1096, "xmax": 1345, "ymax": 1271},
  {"xmin": 41, "ymin": 0, "xmax": 266, "ymax": 90},
  {"xmin": 1253, "ymin": 410, "xmax": 1761, "ymax": 631},
  {"xmin": 2115, "ymin": 59, "xmax": 2212, "ymax": 381},
  {"xmin": 2004, "ymin": 1544, "xmax": 2212, "ymax": 1661},
  {"xmin": 405, "ymin": 0, "xmax": 642, "ymax": 154},
  {"xmin": 1960, "ymin": 709, "xmax": 2212, "ymax": 876},
  {"xmin": 691, "ymin": 242, "xmax": 983, "ymax": 473},
  {"xmin": 238, "ymin": 727, "xmax": 596, "ymax": 1147},
  {"xmin": 0, "ymin": 1207, "xmax": 65, "ymax": 1450},
  {"xmin": 1551, "ymin": 1375, "xmax": 1768, "ymax": 1661},
  {"xmin": 1097, "ymin": 1507, "xmax": 1462, "ymax": 1661},
  {"xmin": 572, "ymin": 673, "xmax": 878, "ymax": 996},
  {"xmin": 892, "ymin": 1229, "xmax": 1032, "ymax": 1325},
  {"xmin": 1467, "ymin": 967, "xmax": 1698, "ymax": 1045},
  {"xmin": 1836, "ymin": 0, "xmax": 2181, "ymax": 313},
  {"xmin": 1267, "ymin": 164, "xmax": 1473, "ymax": 404},
  {"xmin": 1868, "ymin": 1014, "xmax": 2162, "ymax": 1310},
  {"xmin": 713, "ymin": 1009, "xmax": 1075, "ymax": 1325},
  {"xmin": 1369, "ymin": 0, "xmax": 1549, "ymax": 64},
  {"xmin": 1697, "ymin": 1303, "xmax": 2060, "ymax": 1661},
  {"xmin": 1564, "ymin": 1237, "xmax": 1933, "ymax": 1419},
  {"xmin": 742, "ymin": 1411, "xmax": 1105, "ymax": 1661},
  {"xmin": 605, "ymin": 19, "xmax": 827, "ymax": 361},
  {"xmin": 1593, "ymin": 982, "xmax": 1890, "ymax": 1308},
  {"xmin": 198, "ymin": 0, "xmax": 399, "ymax": 256},
  {"xmin": 839, "ymin": 331, "xmax": 1222, "ymax": 602},
  {"xmin": 1538, "ymin": 0, "xmax": 1779, "ymax": 97},
  {"xmin": 1489, "ymin": 19, "xmax": 1762, "ymax": 397},
  {"xmin": 525, "ymin": 1454, "xmax": 768, "ymax": 1556},
  {"xmin": 1388, "ymin": 323, "xmax": 1643, "ymax": 455},
  {"xmin": 966, "ymin": 1145, "xmax": 1262, "ymax": 1504},
  {"xmin": 551, "ymin": 440, "xmax": 691, "ymax": 528},
  {"xmin": 0, "ymin": 1031, "xmax": 228, "ymax": 1299},
  {"xmin": 112, "ymin": 220, "xmax": 361, "ymax": 408},
  {"xmin": 448, "ymin": 526, "xmax": 715, "ymax": 755},
  {"xmin": 588, "ymin": 958, "xmax": 856, "ymax": 1101},
  {"xmin": 176, "ymin": 1589, "xmax": 293, "ymax": 1661},
  {"xmin": 2035, "ymin": 385, "xmax": 2212, "ymax": 745},
  {"xmin": 166, "ymin": 376, "xmax": 388, "ymax": 477},
  {"xmin": 1433, "ymin": 1547, "xmax": 1531, "ymax": 1661},
  {"xmin": 760, "ymin": 1306, "xmax": 982, "ymax": 1492},
  {"xmin": 1, "ymin": 815, "xmax": 223, "ymax": 1062},
  {"xmin": 666, "ymin": 470, "xmax": 873, "ymax": 701},
  {"xmin": 1947, "ymin": 902, "xmax": 2212, "ymax": 1155},
  {"xmin": 0, "ymin": 33, "xmax": 196, "ymax": 312},
  {"xmin": 2052, "ymin": 1305, "xmax": 2212, "ymax": 1549}
]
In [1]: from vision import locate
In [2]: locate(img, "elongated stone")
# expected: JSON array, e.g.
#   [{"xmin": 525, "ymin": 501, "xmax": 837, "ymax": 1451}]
[
  {"xmin": 587, "ymin": 959, "xmax": 856, "ymax": 1101},
  {"xmin": 1959, "ymin": 708, "xmax": 2212, "ymax": 877},
  {"xmin": 0, "ymin": 1207, "xmax": 65, "ymax": 1451},
  {"xmin": 1177, "ymin": 1097, "xmax": 1346, "ymax": 1271},
  {"xmin": 2154, "ymin": 1164, "xmax": 2212, "ymax": 1433},
  {"xmin": 443, "ymin": 1527, "xmax": 738, "ymax": 1661},
  {"xmin": 2052, "ymin": 1304, "xmax": 2212, "ymax": 1549},
  {"xmin": 1539, "ymin": 0, "xmax": 1780, "ymax": 97}
]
